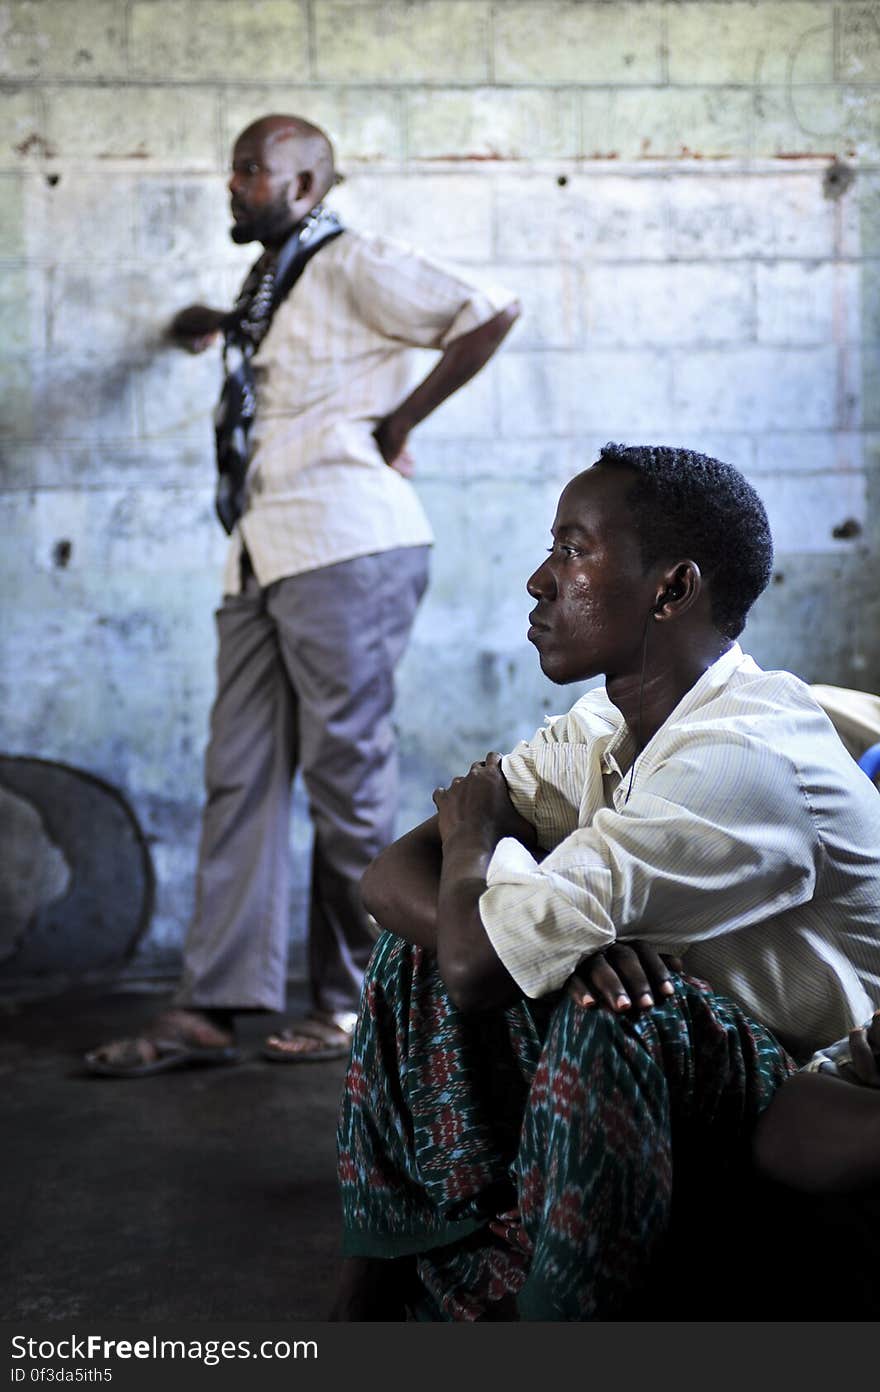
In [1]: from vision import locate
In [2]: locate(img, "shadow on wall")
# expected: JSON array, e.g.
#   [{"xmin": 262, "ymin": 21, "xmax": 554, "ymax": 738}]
[{"xmin": 0, "ymin": 757, "xmax": 154, "ymax": 997}]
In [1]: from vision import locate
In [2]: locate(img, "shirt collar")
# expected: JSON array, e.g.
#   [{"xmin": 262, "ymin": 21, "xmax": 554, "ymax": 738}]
[
  {"xmin": 599, "ymin": 643, "xmax": 748, "ymax": 776},
  {"xmin": 665, "ymin": 642, "xmax": 747, "ymax": 727}
]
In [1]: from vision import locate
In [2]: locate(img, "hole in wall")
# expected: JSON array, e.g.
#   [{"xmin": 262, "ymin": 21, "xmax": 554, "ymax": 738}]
[
  {"xmin": 831, "ymin": 518, "xmax": 861, "ymax": 540},
  {"xmin": 822, "ymin": 159, "xmax": 855, "ymax": 201},
  {"xmin": 772, "ymin": 572, "xmax": 785, "ymax": 585},
  {"xmin": 52, "ymin": 539, "xmax": 72, "ymax": 568},
  {"xmin": 46, "ymin": 174, "xmax": 60, "ymax": 188},
  {"xmin": 556, "ymin": 175, "xmax": 568, "ymax": 187}
]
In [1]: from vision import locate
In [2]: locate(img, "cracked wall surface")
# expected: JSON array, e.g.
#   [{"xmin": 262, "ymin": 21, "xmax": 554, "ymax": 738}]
[{"xmin": 1, "ymin": 0, "xmax": 878, "ymax": 979}]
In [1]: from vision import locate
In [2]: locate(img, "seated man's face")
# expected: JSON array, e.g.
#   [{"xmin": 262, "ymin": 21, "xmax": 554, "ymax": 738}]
[{"xmin": 526, "ymin": 466, "xmax": 658, "ymax": 686}]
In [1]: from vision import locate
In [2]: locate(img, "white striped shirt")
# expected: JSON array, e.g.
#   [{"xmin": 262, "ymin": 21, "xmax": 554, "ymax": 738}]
[
  {"xmin": 223, "ymin": 230, "xmax": 517, "ymax": 593},
  {"xmin": 481, "ymin": 645, "xmax": 880, "ymax": 1057}
]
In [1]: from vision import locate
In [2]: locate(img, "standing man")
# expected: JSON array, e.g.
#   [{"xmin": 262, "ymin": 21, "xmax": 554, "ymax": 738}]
[{"xmin": 87, "ymin": 115, "xmax": 520, "ymax": 1074}]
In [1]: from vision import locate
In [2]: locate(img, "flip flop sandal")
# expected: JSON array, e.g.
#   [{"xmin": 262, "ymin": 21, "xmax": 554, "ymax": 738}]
[
  {"xmin": 84, "ymin": 1035, "xmax": 241, "ymax": 1078},
  {"xmin": 263, "ymin": 1012, "xmax": 356, "ymax": 1064}
]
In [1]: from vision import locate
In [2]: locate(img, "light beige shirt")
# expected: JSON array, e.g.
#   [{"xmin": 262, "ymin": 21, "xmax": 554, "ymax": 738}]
[
  {"xmin": 223, "ymin": 230, "xmax": 517, "ymax": 593},
  {"xmin": 481, "ymin": 645, "xmax": 880, "ymax": 1057}
]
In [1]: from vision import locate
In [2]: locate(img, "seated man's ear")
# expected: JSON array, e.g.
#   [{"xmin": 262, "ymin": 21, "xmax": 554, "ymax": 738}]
[{"xmin": 653, "ymin": 561, "xmax": 701, "ymax": 618}]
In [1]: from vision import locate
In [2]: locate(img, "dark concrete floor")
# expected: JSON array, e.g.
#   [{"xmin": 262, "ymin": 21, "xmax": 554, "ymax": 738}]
[
  {"xmin": 6, "ymin": 985, "xmax": 878, "ymax": 1327},
  {"xmin": 0, "ymin": 984, "xmax": 347, "ymax": 1321}
]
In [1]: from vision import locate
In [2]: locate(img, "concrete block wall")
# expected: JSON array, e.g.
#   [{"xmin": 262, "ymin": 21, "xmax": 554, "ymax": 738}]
[{"xmin": 1, "ymin": 0, "xmax": 878, "ymax": 980}]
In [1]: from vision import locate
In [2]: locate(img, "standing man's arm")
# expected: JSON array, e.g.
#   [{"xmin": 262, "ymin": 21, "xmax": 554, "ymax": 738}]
[
  {"xmin": 166, "ymin": 304, "xmax": 229, "ymax": 354},
  {"xmin": 374, "ymin": 304, "xmax": 520, "ymax": 474}
]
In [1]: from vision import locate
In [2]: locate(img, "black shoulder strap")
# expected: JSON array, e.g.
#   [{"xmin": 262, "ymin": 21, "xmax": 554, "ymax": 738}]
[
  {"xmin": 272, "ymin": 216, "xmax": 345, "ymax": 314},
  {"xmin": 213, "ymin": 211, "xmax": 346, "ymax": 536}
]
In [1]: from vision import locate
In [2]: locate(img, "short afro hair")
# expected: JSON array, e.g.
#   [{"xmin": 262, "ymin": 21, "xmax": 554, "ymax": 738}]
[{"xmin": 596, "ymin": 443, "xmax": 773, "ymax": 639}]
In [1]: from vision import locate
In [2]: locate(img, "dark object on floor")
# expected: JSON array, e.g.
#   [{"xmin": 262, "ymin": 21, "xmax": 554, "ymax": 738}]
[{"xmin": 0, "ymin": 757, "xmax": 154, "ymax": 987}]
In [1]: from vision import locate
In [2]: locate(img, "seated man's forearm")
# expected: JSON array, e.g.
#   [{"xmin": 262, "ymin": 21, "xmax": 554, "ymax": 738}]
[
  {"xmin": 436, "ymin": 827, "xmax": 521, "ymax": 1013},
  {"xmin": 360, "ymin": 816, "xmax": 442, "ymax": 950},
  {"xmin": 361, "ymin": 812, "xmax": 521, "ymax": 1009}
]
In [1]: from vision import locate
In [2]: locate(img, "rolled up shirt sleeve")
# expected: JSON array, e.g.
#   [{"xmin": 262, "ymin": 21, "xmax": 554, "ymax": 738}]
[
  {"xmin": 348, "ymin": 235, "xmax": 517, "ymax": 350},
  {"xmin": 501, "ymin": 710, "xmax": 588, "ymax": 849},
  {"xmin": 482, "ymin": 732, "xmax": 822, "ymax": 999}
]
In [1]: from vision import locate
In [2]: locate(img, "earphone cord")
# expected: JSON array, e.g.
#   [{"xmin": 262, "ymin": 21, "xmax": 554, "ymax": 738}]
[{"xmin": 623, "ymin": 613, "xmax": 651, "ymax": 806}]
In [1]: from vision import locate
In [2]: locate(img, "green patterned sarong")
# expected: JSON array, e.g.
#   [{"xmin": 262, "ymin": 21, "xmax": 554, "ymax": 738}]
[{"xmin": 338, "ymin": 932, "xmax": 795, "ymax": 1320}]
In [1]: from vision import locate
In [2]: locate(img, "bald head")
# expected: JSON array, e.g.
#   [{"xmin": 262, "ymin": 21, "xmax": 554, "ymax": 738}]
[
  {"xmin": 228, "ymin": 114, "xmax": 338, "ymax": 248},
  {"xmin": 239, "ymin": 115, "xmax": 337, "ymax": 199}
]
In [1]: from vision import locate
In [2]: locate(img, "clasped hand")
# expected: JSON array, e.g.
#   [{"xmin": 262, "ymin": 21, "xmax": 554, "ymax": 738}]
[
  {"xmin": 432, "ymin": 751, "xmax": 538, "ymax": 851},
  {"xmin": 567, "ymin": 942, "xmax": 685, "ymax": 1014}
]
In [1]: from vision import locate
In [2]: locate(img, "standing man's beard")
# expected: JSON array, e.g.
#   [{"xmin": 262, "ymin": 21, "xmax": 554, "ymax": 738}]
[{"xmin": 230, "ymin": 199, "xmax": 296, "ymax": 246}]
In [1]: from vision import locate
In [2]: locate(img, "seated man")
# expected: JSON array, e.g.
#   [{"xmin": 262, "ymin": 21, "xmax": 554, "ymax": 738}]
[{"xmin": 331, "ymin": 443, "xmax": 880, "ymax": 1321}]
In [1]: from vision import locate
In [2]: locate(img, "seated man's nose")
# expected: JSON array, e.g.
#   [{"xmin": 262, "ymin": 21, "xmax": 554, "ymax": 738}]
[{"xmin": 527, "ymin": 565, "xmax": 552, "ymax": 598}]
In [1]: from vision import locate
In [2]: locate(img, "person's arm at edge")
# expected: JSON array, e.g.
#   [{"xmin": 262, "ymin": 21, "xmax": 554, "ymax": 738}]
[
  {"xmin": 374, "ymin": 303, "xmax": 521, "ymax": 471},
  {"xmin": 753, "ymin": 1013, "xmax": 880, "ymax": 1195},
  {"xmin": 753, "ymin": 1070, "xmax": 880, "ymax": 1195}
]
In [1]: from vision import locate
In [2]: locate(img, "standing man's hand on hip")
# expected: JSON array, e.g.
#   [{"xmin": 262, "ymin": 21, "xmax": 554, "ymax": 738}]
[{"xmin": 373, "ymin": 413, "xmax": 415, "ymax": 477}]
